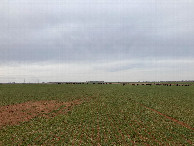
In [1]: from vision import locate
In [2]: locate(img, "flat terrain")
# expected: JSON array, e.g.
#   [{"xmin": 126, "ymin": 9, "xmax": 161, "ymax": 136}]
[{"xmin": 0, "ymin": 84, "xmax": 194, "ymax": 145}]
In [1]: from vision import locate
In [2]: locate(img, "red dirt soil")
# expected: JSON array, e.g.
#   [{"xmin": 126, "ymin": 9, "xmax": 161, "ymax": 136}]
[{"xmin": 0, "ymin": 100, "xmax": 82, "ymax": 128}]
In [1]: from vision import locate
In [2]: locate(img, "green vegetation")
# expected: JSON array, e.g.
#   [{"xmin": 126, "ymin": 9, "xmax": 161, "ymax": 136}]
[{"xmin": 0, "ymin": 84, "xmax": 194, "ymax": 145}]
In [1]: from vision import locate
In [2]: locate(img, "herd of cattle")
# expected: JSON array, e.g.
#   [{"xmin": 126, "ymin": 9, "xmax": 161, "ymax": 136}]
[
  {"xmin": 126, "ymin": 83, "xmax": 190, "ymax": 86},
  {"xmin": 58, "ymin": 82, "xmax": 190, "ymax": 86}
]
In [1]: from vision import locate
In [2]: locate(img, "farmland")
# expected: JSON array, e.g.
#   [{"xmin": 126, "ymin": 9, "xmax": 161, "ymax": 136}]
[{"xmin": 0, "ymin": 84, "xmax": 194, "ymax": 145}]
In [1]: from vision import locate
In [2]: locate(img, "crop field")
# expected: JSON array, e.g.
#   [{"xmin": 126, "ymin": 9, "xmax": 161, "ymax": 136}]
[{"xmin": 0, "ymin": 83, "xmax": 194, "ymax": 145}]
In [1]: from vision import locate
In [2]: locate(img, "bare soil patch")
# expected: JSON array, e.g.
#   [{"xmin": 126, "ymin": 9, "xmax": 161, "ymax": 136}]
[{"xmin": 0, "ymin": 100, "xmax": 82, "ymax": 128}]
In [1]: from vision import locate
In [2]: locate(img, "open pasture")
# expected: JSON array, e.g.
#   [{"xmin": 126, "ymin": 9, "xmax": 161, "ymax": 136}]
[{"xmin": 0, "ymin": 84, "xmax": 193, "ymax": 145}]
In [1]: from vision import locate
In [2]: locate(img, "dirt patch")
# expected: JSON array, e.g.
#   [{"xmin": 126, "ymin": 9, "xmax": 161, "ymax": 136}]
[{"xmin": 0, "ymin": 100, "xmax": 82, "ymax": 128}]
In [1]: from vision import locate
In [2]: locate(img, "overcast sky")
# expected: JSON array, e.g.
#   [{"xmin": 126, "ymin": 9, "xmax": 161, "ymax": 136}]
[{"xmin": 0, "ymin": 0, "xmax": 194, "ymax": 83}]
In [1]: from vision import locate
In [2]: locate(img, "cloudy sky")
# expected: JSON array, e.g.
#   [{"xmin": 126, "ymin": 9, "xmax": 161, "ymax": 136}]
[{"xmin": 0, "ymin": 0, "xmax": 194, "ymax": 83}]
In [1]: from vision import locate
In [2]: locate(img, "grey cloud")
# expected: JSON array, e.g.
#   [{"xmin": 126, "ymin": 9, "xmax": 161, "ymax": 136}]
[{"xmin": 0, "ymin": 0, "xmax": 194, "ymax": 65}]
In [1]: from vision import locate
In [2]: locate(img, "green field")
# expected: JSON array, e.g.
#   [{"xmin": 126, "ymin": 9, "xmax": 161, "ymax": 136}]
[{"xmin": 0, "ymin": 84, "xmax": 194, "ymax": 145}]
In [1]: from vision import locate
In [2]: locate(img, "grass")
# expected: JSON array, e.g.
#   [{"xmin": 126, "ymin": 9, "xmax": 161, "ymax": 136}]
[{"xmin": 0, "ymin": 84, "xmax": 194, "ymax": 145}]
